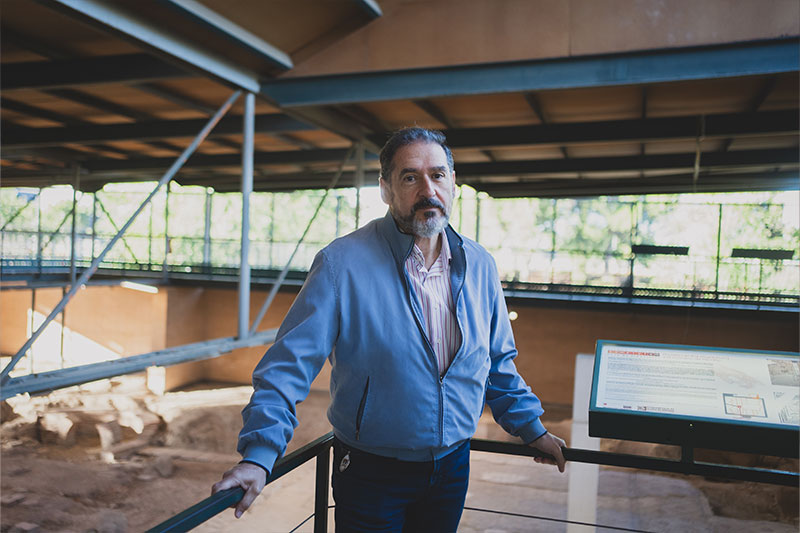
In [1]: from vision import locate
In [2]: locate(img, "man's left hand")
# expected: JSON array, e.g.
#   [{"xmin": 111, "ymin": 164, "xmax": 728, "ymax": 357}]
[{"xmin": 529, "ymin": 432, "xmax": 566, "ymax": 473}]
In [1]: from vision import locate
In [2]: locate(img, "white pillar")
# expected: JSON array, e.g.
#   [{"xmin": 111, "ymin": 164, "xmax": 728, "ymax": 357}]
[{"xmin": 567, "ymin": 353, "xmax": 601, "ymax": 532}]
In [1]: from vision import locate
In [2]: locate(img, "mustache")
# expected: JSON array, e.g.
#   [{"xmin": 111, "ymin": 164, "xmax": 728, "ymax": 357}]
[{"xmin": 412, "ymin": 198, "xmax": 445, "ymax": 212}]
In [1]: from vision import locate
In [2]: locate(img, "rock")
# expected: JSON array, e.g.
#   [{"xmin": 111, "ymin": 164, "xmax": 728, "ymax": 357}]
[
  {"xmin": 1, "ymin": 400, "xmax": 19, "ymax": 423},
  {"xmin": 97, "ymin": 509, "xmax": 128, "ymax": 533},
  {"xmin": 117, "ymin": 410, "xmax": 145, "ymax": 435},
  {"xmin": 95, "ymin": 420, "xmax": 122, "ymax": 449},
  {"xmin": 1, "ymin": 493, "xmax": 26, "ymax": 506},
  {"xmin": 153, "ymin": 455, "xmax": 174, "ymax": 478},
  {"xmin": 9, "ymin": 523, "xmax": 40, "ymax": 533},
  {"xmin": 36, "ymin": 413, "xmax": 75, "ymax": 445}
]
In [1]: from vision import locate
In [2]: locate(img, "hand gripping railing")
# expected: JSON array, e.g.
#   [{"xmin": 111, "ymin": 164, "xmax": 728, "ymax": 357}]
[
  {"xmin": 147, "ymin": 432, "xmax": 334, "ymax": 533},
  {"xmin": 148, "ymin": 434, "xmax": 799, "ymax": 532}
]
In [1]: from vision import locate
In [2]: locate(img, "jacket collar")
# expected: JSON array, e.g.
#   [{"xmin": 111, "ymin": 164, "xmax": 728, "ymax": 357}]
[{"xmin": 378, "ymin": 211, "xmax": 464, "ymax": 267}]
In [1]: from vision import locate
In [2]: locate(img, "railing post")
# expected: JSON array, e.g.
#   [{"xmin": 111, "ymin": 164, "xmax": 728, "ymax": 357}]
[{"xmin": 314, "ymin": 444, "xmax": 331, "ymax": 533}]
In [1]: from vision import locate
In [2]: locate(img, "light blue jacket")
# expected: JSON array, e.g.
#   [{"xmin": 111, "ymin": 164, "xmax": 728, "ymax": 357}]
[{"xmin": 239, "ymin": 212, "xmax": 547, "ymax": 473}]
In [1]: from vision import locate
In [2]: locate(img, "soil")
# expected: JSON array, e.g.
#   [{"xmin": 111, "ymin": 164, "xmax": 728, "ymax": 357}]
[{"xmin": 1, "ymin": 378, "xmax": 797, "ymax": 532}]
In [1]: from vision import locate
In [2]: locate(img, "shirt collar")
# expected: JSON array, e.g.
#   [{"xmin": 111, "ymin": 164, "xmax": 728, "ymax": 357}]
[{"xmin": 410, "ymin": 231, "xmax": 451, "ymax": 272}]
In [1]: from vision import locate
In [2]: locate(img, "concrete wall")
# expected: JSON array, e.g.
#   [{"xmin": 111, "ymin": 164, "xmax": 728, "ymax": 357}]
[
  {"xmin": 288, "ymin": 0, "xmax": 800, "ymax": 77},
  {"xmin": 160, "ymin": 287, "xmax": 332, "ymax": 392},
  {"xmin": 0, "ymin": 285, "xmax": 167, "ymax": 371},
  {"xmin": 2, "ymin": 285, "xmax": 795, "ymax": 406},
  {"xmin": 507, "ymin": 301, "xmax": 799, "ymax": 405}
]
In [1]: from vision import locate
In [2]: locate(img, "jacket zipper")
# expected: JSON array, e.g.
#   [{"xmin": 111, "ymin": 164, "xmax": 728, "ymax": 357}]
[{"xmin": 355, "ymin": 377, "xmax": 370, "ymax": 440}]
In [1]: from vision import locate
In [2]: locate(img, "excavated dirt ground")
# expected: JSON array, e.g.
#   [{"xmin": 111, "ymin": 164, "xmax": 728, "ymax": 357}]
[{"xmin": 1, "ymin": 376, "xmax": 797, "ymax": 532}]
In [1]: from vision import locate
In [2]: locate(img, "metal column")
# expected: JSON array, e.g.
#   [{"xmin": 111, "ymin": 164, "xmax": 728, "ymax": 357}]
[
  {"xmin": 238, "ymin": 92, "xmax": 254, "ymax": 340},
  {"xmin": 203, "ymin": 188, "xmax": 213, "ymax": 268},
  {"xmin": 70, "ymin": 166, "xmax": 79, "ymax": 286},
  {"xmin": 163, "ymin": 185, "xmax": 170, "ymax": 281},
  {"xmin": 1, "ymin": 90, "xmax": 242, "ymax": 384},
  {"xmin": 36, "ymin": 190, "xmax": 43, "ymax": 273},
  {"xmin": 355, "ymin": 142, "xmax": 364, "ymax": 229},
  {"xmin": 91, "ymin": 193, "xmax": 97, "ymax": 261}
]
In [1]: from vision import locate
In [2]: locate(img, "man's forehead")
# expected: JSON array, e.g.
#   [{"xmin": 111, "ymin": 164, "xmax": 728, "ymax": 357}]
[
  {"xmin": 399, "ymin": 164, "xmax": 448, "ymax": 173},
  {"xmin": 392, "ymin": 142, "xmax": 449, "ymax": 168}
]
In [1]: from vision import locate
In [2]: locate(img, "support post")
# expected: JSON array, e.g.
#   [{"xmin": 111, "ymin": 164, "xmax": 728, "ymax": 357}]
[
  {"xmin": 70, "ymin": 166, "xmax": 79, "ymax": 286},
  {"xmin": 238, "ymin": 92, "xmax": 254, "ymax": 340},
  {"xmin": 355, "ymin": 142, "xmax": 364, "ymax": 229},
  {"xmin": 91, "ymin": 193, "xmax": 97, "ymax": 261},
  {"xmin": 335, "ymin": 194, "xmax": 342, "ymax": 237},
  {"xmin": 203, "ymin": 188, "xmax": 213, "ymax": 269},
  {"xmin": 36, "ymin": 190, "xmax": 43, "ymax": 274},
  {"xmin": 28, "ymin": 289, "xmax": 36, "ymax": 374},
  {"xmin": 269, "ymin": 193, "xmax": 276, "ymax": 268},
  {"xmin": 314, "ymin": 446, "xmax": 331, "ymax": 533},
  {"xmin": 1, "ymin": 90, "xmax": 242, "ymax": 384},
  {"xmin": 60, "ymin": 286, "xmax": 67, "ymax": 369},
  {"xmin": 148, "ymin": 200, "xmax": 153, "ymax": 268},
  {"xmin": 566, "ymin": 354, "xmax": 600, "ymax": 533},
  {"xmin": 715, "ymin": 204, "xmax": 723, "ymax": 295},
  {"xmin": 163, "ymin": 185, "xmax": 170, "ymax": 280},
  {"xmin": 475, "ymin": 195, "xmax": 482, "ymax": 243},
  {"xmin": 550, "ymin": 199, "xmax": 557, "ymax": 284}
]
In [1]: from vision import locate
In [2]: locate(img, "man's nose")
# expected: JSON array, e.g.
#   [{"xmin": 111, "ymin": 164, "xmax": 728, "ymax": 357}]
[{"xmin": 418, "ymin": 175, "xmax": 436, "ymax": 197}]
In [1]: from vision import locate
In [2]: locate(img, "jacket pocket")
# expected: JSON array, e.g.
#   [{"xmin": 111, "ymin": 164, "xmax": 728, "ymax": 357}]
[{"xmin": 355, "ymin": 377, "xmax": 370, "ymax": 441}]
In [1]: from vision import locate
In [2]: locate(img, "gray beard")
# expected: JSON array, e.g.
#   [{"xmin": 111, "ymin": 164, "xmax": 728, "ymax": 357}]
[
  {"xmin": 411, "ymin": 212, "xmax": 448, "ymax": 238},
  {"xmin": 393, "ymin": 208, "xmax": 449, "ymax": 238}
]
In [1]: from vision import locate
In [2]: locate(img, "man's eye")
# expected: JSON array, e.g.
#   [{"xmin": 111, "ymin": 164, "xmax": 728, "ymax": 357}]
[{"xmin": 402, "ymin": 175, "xmax": 415, "ymax": 182}]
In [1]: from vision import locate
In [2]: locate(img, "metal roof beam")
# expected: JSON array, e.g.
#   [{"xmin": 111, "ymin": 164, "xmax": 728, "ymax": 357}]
[
  {"xmin": 81, "ymin": 148, "xmax": 378, "ymax": 173},
  {"xmin": 455, "ymin": 148, "xmax": 797, "ymax": 176},
  {"xmin": 160, "ymin": 0, "xmax": 292, "ymax": 70},
  {"xmin": 353, "ymin": 0, "xmax": 382, "ymax": 19},
  {"xmin": 261, "ymin": 39, "xmax": 800, "ymax": 107},
  {"xmin": 39, "ymin": 0, "xmax": 262, "ymax": 92},
  {"xmin": 473, "ymin": 170, "xmax": 799, "ymax": 198},
  {"xmin": 1, "ymin": 53, "xmax": 187, "ymax": 91},
  {"xmin": 4, "ymin": 114, "xmax": 315, "ymax": 148},
  {"xmin": 362, "ymin": 110, "xmax": 798, "ymax": 149}
]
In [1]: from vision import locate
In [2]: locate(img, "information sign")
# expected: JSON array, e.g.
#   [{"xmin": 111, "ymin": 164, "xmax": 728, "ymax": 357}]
[{"xmin": 589, "ymin": 340, "xmax": 800, "ymax": 457}]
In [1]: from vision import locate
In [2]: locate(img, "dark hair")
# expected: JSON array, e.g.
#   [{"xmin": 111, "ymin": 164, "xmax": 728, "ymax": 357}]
[{"xmin": 379, "ymin": 127, "xmax": 454, "ymax": 182}]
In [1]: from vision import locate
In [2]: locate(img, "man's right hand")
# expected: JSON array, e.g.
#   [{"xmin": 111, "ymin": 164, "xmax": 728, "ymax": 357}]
[{"xmin": 211, "ymin": 462, "xmax": 268, "ymax": 518}]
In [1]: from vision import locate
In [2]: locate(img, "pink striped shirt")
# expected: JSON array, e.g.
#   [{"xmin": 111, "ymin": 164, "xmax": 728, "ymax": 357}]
[{"xmin": 405, "ymin": 232, "xmax": 462, "ymax": 376}]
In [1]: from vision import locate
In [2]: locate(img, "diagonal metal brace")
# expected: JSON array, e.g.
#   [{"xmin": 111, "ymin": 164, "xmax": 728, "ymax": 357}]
[
  {"xmin": 1, "ymin": 328, "xmax": 277, "ymax": 400},
  {"xmin": 248, "ymin": 145, "xmax": 356, "ymax": 335},
  {"xmin": 1, "ymin": 90, "xmax": 242, "ymax": 384}
]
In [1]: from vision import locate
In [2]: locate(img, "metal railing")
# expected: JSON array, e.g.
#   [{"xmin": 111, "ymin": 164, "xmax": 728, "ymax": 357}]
[
  {"xmin": 146, "ymin": 433, "xmax": 799, "ymax": 533},
  {"xmin": 2, "ymin": 257, "xmax": 797, "ymax": 309}
]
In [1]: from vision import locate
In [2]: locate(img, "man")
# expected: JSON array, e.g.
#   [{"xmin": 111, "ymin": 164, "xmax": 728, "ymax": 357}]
[{"xmin": 212, "ymin": 127, "xmax": 566, "ymax": 532}]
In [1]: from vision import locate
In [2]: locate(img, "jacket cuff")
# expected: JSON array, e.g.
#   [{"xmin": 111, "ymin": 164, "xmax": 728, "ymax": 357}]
[
  {"xmin": 518, "ymin": 418, "xmax": 548, "ymax": 444},
  {"xmin": 241, "ymin": 445, "xmax": 279, "ymax": 478}
]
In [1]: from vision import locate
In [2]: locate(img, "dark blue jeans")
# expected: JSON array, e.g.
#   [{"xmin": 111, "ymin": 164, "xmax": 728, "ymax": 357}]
[{"xmin": 331, "ymin": 438, "xmax": 470, "ymax": 532}]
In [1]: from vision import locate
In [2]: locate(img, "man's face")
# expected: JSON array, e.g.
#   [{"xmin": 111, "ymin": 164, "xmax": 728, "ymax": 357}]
[{"xmin": 379, "ymin": 141, "xmax": 456, "ymax": 238}]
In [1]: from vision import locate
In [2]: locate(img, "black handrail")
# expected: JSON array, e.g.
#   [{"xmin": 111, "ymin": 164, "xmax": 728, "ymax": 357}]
[
  {"xmin": 149, "ymin": 435, "xmax": 799, "ymax": 532},
  {"xmin": 146, "ymin": 432, "xmax": 334, "ymax": 533}
]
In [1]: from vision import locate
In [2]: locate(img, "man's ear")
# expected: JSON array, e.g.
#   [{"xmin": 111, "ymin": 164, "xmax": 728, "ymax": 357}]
[{"xmin": 379, "ymin": 177, "xmax": 391, "ymax": 205}]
